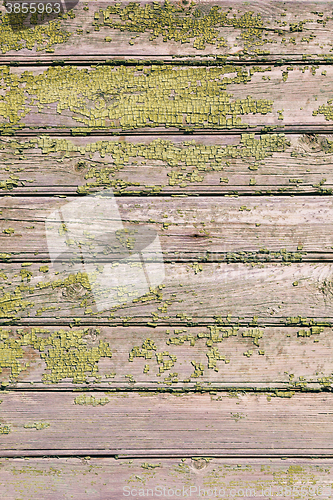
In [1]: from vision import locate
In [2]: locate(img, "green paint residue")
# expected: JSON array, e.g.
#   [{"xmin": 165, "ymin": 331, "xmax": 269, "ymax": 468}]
[
  {"xmin": 0, "ymin": 65, "xmax": 274, "ymax": 130},
  {"xmin": 141, "ymin": 463, "xmax": 161, "ymax": 469},
  {"xmin": 0, "ymin": 424, "xmax": 10, "ymax": 434},
  {"xmin": 226, "ymin": 248, "xmax": 305, "ymax": 264},
  {"xmin": 0, "ymin": 178, "xmax": 20, "ymax": 190},
  {"xmin": 74, "ymin": 394, "xmax": 109, "ymax": 406},
  {"xmin": 190, "ymin": 263, "xmax": 203, "ymax": 274},
  {"xmin": 0, "ymin": 327, "xmax": 112, "ymax": 383},
  {"xmin": 0, "ymin": 11, "xmax": 73, "ymax": 53},
  {"xmin": 0, "ymin": 287, "xmax": 34, "ymax": 320},
  {"xmin": 3, "ymin": 133, "xmax": 289, "ymax": 193},
  {"xmin": 24, "ymin": 421, "xmax": 50, "ymax": 430},
  {"xmin": 96, "ymin": 2, "xmax": 270, "ymax": 52},
  {"xmin": 314, "ymin": 100, "xmax": 333, "ymax": 121}
]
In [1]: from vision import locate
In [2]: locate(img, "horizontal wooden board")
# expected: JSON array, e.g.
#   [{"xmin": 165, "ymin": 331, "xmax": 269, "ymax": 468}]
[
  {"xmin": 0, "ymin": 325, "xmax": 333, "ymax": 390},
  {"xmin": 1, "ymin": 196, "xmax": 333, "ymax": 261},
  {"xmin": 2, "ymin": 64, "xmax": 333, "ymax": 133},
  {"xmin": 0, "ymin": 260, "xmax": 333, "ymax": 325},
  {"xmin": 1, "ymin": 457, "xmax": 333, "ymax": 500},
  {"xmin": 2, "ymin": 1, "xmax": 333, "ymax": 60},
  {"xmin": 1, "ymin": 133, "xmax": 333, "ymax": 195},
  {"xmin": 1, "ymin": 391, "xmax": 333, "ymax": 456}
]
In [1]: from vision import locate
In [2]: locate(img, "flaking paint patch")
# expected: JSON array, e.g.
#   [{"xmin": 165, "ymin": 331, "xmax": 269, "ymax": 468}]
[
  {"xmin": 0, "ymin": 10, "xmax": 73, "ymax": 53},
  {"xmin": 94, "ymin": 1, "xmax": 316, "ymax": 54},
  {"xmin": 0, "ymin": 327, "xmax": 112, "ymax": 383},
  {"xmin": 23, "ymin": 421, "xmax": 50, "ymax": 430},
  {"xmin": 0, "ymin": 133, "xmax": 289, "ymax": 194},
  {"xmin": 74, "ymin": 393, "xmax": 110, "ymax": 406},
  {"xmin": 0, "ymin": 65, "xmax": 275, "ymax": 131}
]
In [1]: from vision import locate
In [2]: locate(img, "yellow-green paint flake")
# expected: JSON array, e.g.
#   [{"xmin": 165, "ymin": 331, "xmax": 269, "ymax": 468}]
[
  {"xmin": 0, "ymin": 424, "xmax": 10, "ymax": 434},
  {"xmin": 190, "ymin": 361, "xmax": 204, "ymax": 377},
  {"xmin": 206, "ymin": 347, "xmax": 229, "ymax": 371},
  {"xmin": 3, "ymin": 133, "xmax": 289, "ymax": 194},
  {"xmin": 0, "ymin": 65, "xmax": 274, "ymax": 131},
  {"xmin": 23, "ymin": 421, "xmax": 50, "ymax": 430},
  {"xmin": 96, "ymin": 2, "xmax": 287, "ymax": 53},
  {"xmin": 242, "ymin": 328, "xmax": 263, "ymax": 347},
  {"xmin": 74, "ymin": 394, "xmax": 109, "ymax": 406},
  {"xmin": 141, "ymin": 463, "xmax": 161, "ymax": 469},
  {"xmin": 297, "ymin": 326, "xmax": 324, "ymax": 337},
  {"xmin": 190, "ymin": 262, "xmax": 202, "ymax": 274},
  {"xmin": 39, "ymin": 265, "xmax": 49, "ymax": 273},
  {"xmin": 0, "ymin": 12, "xmax": 73, "ymax": 53},
  {"xmin": 0, "ymin": 327, "xmax": 112, "ymax": 383}
]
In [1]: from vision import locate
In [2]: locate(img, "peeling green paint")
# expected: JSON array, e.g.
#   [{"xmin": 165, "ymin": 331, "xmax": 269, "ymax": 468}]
[
  {"xmin": 0, "ymin": 65, "xmax": 275, "ymax": 131},
  {"xmin": 0, "ymin": 327, "xmax": 112, "ymax": 383}
]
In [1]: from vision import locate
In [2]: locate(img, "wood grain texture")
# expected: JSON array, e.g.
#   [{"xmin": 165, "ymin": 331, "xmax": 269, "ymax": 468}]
[
  {"xmin": 2, "ymin": 0, "xmax": 333, "ymax": 468},
  {"xmin": 1, "ymin": 260, "xmax": 333, "ymax": 325},
  {"xmin": 1, "ymin": 457, "xmax": 333, "ymax": 500},
  {"xmin": 1, "ymin": 195, "xmax": 333, "ymax": 260},
  {"xmin": 1, "ymin": 391, "xmax": 333, "ymax": 456},
  {"xmin": 1, "ymin": 134, "xmax": 333, "ymax": 196},
  {"xmin": 2, "ymin": 1, "xmax": 333, "ymax": 60},
  {"xmin": 0, "ymin": 325, "xmax": 332, "ymax": 390},
  {"xmin": 1, "ymin": 64, "xmax": 333, "ymax": 133}
]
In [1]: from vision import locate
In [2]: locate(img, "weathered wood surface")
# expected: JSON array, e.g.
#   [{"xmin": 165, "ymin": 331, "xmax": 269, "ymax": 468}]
[
  {"xmin": 1, "ymin": 261, "xmax": 333, "ymax": 325},
  {"xmin": 1, "ymin": 134, "xmax": 333, "ymax": 196},
  {"xmin": 1, "ymin": 391, "xmax": 333, "ymax": 456},
  {"xmin": 1, "ymin": 457, "xmax": 333, "ymax": 500},
  {"xmin": 0, "ymin": 325, "xmax": 333, "ymax": 390},
  {"xmin": 2, "ymin": 64, "xmax": 333, "ymax": 133},
  {"xmin": 1, "ymin": 196, "xmax": 333, "ymax": 260},
  {"xmin": 2, "ymin": 0, "xmax": 333, "ymax": 471},
  {"xmin": 2, "ymin": 1, "xmax": 333, "ymax": 60},
  {"xmin": 2, "ymin": 457, "xmax": 333, "ymax": 500}
]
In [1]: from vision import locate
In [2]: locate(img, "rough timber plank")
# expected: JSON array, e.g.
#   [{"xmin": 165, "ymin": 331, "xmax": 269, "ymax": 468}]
[
  {"xmin": 2, "ymin": 196, "xmax": 333, "ymax": 260},
  {"xmin": 2, "ymin": 134, "xmax": 333, "ymax": 196},
  {"xmin": 1, "ymin": 391, "xmax": 333, "ymax": 456},
  {"xmin": 2, "ymin": 64, "xmax": 333, "ymax": 134},
  {"xmin": 0, "ymin": 325, "xmax": 333, "ymax": 390},
  {"xmin": 1, "ymin": 457, "xmax": 333, "ymax": 500},
  {"xmin": 0, "ymin": 261, "xmax": 333, "ymax": 325},
  {"xmin": 2, "ymin": 1, "xmax": 333, "ymax": 60}
]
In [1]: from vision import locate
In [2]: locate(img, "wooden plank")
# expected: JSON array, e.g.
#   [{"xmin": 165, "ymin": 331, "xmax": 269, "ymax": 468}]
[
  {"xmin": 1, "ymin": 133, "xmax": 333, "ymax": 196},
  {"xmin": 1, "ymin": 391, "xmax": 333, "ymax": 456},
  {"xmin": 2, "ymin": 1, "xmax": 333, "ymax": 60},
  {"xmin": 0, "ymin": 325, "xmax": 333, "ymax": 390},
  {"xmin": 1, "ymin": 195, "xmax": 333, "ymax": 261},
  {"xmin": 2, "ymin": 64, "xmax": 333, "ymax": 134},
  {"xmin": 0, "ymin": 260, "xmax": 332, "ymax": 325},
  {"xmin": 1, "ymin": 457, "xmax": 333, "ymax": 500}
]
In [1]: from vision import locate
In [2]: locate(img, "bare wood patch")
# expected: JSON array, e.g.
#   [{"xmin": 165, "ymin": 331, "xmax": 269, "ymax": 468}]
[
  {"xmin": 1, "ymin": 391, "xmax": 333, "ymax": 456},
  {"xmin": 1, "ymin": 196, "xmax": 333, "ymax": 260},
  {"xmin": 1, "ymin": 457, "xmax": 333, "ymax": 499}
]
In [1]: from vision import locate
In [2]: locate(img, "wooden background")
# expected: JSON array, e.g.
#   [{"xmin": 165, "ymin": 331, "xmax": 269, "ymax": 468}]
[{"xmin": 2, "ymin": 0, "xmax": 333, "ymax": 498}]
